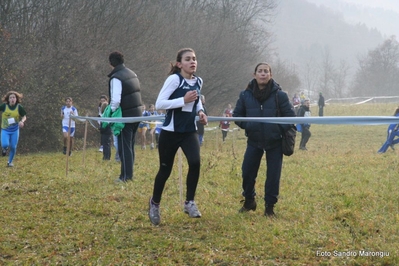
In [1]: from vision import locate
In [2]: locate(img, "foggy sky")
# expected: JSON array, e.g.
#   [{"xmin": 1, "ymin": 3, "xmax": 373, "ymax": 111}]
[
  {"xmin": 307, "ymin": 0, "xmax": 399, "ymax": 39},
  {"xmin": 344, "ymin": 0, "xmax": 399, "ymax": 13}
]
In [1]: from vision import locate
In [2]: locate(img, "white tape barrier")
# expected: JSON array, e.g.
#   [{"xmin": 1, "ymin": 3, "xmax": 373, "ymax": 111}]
[
  {"xmin": 326, "ymin": 95, "xmax": 399, "ymax": 105},
  {"xmin": 71, "ymin": 115, "xmax": 399, "ymax": 126},
  {"xmin": 204, "ymin": 127, "xmax": 239, "ymax": 132}
]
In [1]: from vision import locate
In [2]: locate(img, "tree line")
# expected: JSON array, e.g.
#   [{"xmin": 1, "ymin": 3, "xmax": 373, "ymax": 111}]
[{"xmin": 1, "ymin": 0, "xmax": 285, "ymax": 152}]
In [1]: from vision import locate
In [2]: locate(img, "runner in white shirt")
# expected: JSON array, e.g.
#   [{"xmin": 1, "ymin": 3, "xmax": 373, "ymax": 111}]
[{"xmin": 61, "ymin": 97, "xmax": 78, "ymax": 156}]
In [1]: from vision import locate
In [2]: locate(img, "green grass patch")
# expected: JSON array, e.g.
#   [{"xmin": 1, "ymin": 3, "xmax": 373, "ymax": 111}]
[{"xmin": 1, "ymin": 103, "xmax": 398, "ymax": 265}]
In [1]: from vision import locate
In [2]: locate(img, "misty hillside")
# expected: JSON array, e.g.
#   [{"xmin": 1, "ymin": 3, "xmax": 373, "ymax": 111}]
[
  {"xmin": 307, "ymin": 0, "xmax": 399, "ymax": 38},
  {"xmin": 271, "ymin": 0, "xmax": 384, "ymax": 67}
]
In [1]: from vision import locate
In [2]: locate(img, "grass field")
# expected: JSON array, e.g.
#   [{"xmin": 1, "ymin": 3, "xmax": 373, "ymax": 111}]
[{"xmin": 1, "ymin": 103, "xmax": 398, "ymax": 265}]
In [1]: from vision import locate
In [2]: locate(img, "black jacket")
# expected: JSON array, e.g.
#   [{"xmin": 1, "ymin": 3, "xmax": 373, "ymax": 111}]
[
  {"xmin": 318, "ymin": 95, "xmax": 325, "ymax": 107},
  {"xmin": 297, "ymin": 104, "xmax": 311, "ymax": 128},
  {"xmin": 108, "ymin": 64, "xmax": 142, "ymax": 117},
  {"xmin": 233, "ymin": 79, "xmax": 295, "ymax": 150}
]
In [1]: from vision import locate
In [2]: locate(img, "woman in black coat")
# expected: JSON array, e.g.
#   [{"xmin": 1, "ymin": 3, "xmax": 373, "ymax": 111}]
[{"xmin": 233, "ymin": 63, "xmax": 295, "ymax": 217}]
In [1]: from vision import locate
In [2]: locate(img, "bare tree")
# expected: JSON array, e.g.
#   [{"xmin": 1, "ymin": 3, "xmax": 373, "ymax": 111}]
[
  {"xmin": 318, "ymin": 47, "xmax": 335, "ymax": 99},
  {"xmin": 271, "ymin": 58, "xmax": 301, "ymax": 97},
  {"xmin": 301, "ymin": 57, "xmax": 320, "ymax": 100},
  {"xmin": 331, "ymin": 60, "xmax": 350, "ymax": 98},
  {"xmin": 0, "ymin": 0, "xmax": 278, "ymax": 151},
  {"xmin": 351, "ymin": 36, "xmax": 399, "ymax": 97}
]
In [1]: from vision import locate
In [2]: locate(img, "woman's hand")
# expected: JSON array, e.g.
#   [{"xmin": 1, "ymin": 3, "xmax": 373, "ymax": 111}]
[
  {"xmin": 184, "ymin": 90, "xmax": 198, "ymax": 103},
  {"xmin": 198, "ymin": 111, "xmax": 207, "ymax": 125},
  {"xmin": 19, "ymin": 121, "xmax": 25, "ymax": 128}
]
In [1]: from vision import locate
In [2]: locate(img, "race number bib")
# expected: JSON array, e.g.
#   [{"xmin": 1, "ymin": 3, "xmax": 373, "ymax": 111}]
[{"xmin": 8, "ymin": 118, "xmax": 16, "ymax": 125}]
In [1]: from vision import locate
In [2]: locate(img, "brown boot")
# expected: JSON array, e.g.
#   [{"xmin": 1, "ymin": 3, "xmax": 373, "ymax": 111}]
[{"xmin": 239, "ymin": 198, "xmax": 257, "ymax": 212}]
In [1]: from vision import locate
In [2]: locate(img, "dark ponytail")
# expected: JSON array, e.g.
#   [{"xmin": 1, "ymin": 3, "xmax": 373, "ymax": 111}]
[{"xmin": 168, "ymin": 48, "xmax": 195, "ymax": 75}]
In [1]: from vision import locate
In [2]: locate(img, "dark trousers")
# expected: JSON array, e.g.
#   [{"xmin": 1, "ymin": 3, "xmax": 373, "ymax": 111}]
[
  {"xmin": 319, "ymin": 106, "xmax": 324, "ymax": 116},
  {"xmin": 101, "ymin": 132, "xmax": 112, "ymax": 160},
  {"xmin": 152, "ymin": 130, "xmax": 200, "ymax": 203},
  {"xmin": 300, "ymin": 126, "xmax": 311, "ymax": 148},
  {"xmin": 241, "ymin": 144, "xmax": 283, "ymax": 205},
  {"xmin": 222, "ymin": 130, "xmax": 229, "ymax": 141},
  {"xmin": 118, "ymin": 122, "xmax": 139, "ymax": 181}
]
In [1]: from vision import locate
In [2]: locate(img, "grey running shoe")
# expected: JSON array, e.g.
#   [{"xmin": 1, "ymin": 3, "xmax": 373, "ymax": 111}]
[
  {"xmin": 7, "ymin": 162, "xmax": 14, "ymax": 167},
  {"xmin": 2, "ymin": 147, "xmax": 8, "ymax": 156},
  {"xmin": 149, "ymin": 198, "xmax": 161, "ymax": 225},
  {"xmin": 184, "ymin": 200, "xmax": 202, "ymax": 218}
]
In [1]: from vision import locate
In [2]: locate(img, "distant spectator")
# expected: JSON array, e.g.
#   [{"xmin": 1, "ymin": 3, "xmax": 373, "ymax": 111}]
[
  {"xmin": 318, "ymin": 92, "xmax": 325, "ymax": 116},
  {"xmin": 98, "ymin": 95, "xmax": 108, "ymax": 152},
  {"xmin": 299, "ymin": 91, "xmax": 306, "ymax": 104},
  {"xmin": 292, "ymin": 93, "xmax": 300, "ymax": 114},
  {"xmin": 297, "ymin": 99, "xmax": 311, "ymax": 150}
]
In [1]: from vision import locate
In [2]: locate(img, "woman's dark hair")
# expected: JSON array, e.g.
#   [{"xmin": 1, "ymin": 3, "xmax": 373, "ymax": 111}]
[
  {"xmin": 2, "ymin": 91, "xmax": 23, "ymax": 104},
  {"xmin": 169, "ymin": 48, "xmax": 195, "ymax": 75},
  {"xmin": 245, "ymin": 63, "xmax": 273, "ymax": 90},
  {"xmin": 394, "ymin": 107, "xmax": 399, "ymax": 116},
  {"xmin": 254, "ymin": 62, "xmax": 272, "ymax": 74},
  {"xmin": 109, "ymin": 51, "xmax": 124, "ymax": 67}
]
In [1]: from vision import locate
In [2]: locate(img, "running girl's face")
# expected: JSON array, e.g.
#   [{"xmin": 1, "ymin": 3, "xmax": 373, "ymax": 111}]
[
  {"xmin": 254, "ymin": 64, "xmax": 272, "ymax": 86},
  {"xmin": 8, "ymin": 94, "xmax": 17, "ymax": 106},
  {"xmin": 177, "ymin": 51, "xmax": 197, "ymax": 78},
  {"xmin": 66, "ymin": 99, "xmax": 72, "ymax": 107}
]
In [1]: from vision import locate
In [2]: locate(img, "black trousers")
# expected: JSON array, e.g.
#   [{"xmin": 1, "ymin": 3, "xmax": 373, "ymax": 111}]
[
  {"xmin": 222, "ymin": 130, "xmax": 228, "ymax": 141},
  {"xmin": 152, "ymin": 130, "xmax": 200, "ymax": 203},
  {"xmin": 300, "ymin": 126, "xmax": 311, "ymax": 148},
  {"xmin": 241, "ymin": 144, "xmax": 283, "ymax": 205},
  {"xmin": 118, "ymin": 122, "xmax": 139, "ymax": 181},
  {"xmin": 101, "ymin": 132, "xmax": 112, "ymax": 160},
  {"xmin": 319, "ymin": 106, "xmax": 324, "ymax": 116}
]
